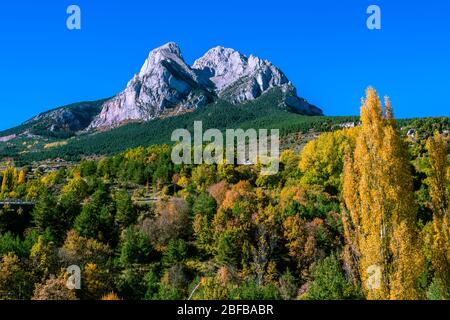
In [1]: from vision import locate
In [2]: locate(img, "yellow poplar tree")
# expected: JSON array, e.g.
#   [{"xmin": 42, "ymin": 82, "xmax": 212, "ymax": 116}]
[
  {"xmin": 342, "ymin": 87, "xmax": 423, "ymax": 300},
  {"xmin": 17, "ymin": 170, "xmax": 26, "ymax": 185},
  {"xmin": 1, "ymin": 167, "xmax": 17, "ymax": 195},
  {"xmin": 426, "ymin": 133, "xmax": 450, "ymax": 297},
  {"xmin": 0, "ymin": 171, "xmax": 8, "ymax": 195}
]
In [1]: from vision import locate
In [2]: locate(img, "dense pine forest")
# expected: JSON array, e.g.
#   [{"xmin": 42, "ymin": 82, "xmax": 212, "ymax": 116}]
[{"xmin": 0, "ymin": 88, "xmax": 449, "ymax": 300}]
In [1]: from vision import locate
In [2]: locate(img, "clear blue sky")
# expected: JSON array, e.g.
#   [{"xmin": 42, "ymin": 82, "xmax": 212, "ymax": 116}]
[{"xmin": 0, "ymin": 0, "xmax": 449, "ymax": 130}]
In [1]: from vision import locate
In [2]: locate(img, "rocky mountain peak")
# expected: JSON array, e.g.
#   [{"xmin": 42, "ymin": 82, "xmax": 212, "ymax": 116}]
[
  {"xmin": 138, "ymin": 42, "xmax": 186, "ymax": 77},
  {"xmin": 88, "ymin": 42, "xmax": 322, "ymax": 129},
  {"xmin": 192, "ymin": 46, "xmax": 289, "ymax": 103},
  {"xmin": 156, "ymin": 41, "xmax": 182, "ymax": 55},
  {"xmin": 193, "ymin": 46, "xmax": 247, "ymax": 87}
]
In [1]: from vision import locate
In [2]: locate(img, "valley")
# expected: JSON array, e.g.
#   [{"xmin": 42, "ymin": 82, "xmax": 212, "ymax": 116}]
[{"xmin": 0, "ymin": 41, "xmax": 448, "ymax": 301}]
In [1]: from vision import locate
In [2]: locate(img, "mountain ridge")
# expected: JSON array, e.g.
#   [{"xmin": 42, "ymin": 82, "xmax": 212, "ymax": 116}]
[
  {"xmin": 88, "ymin": 42, "xmax": 322, "ymax": 129},
  {"xmin": 0, "ymin": 42, "xmax": 323, "ymax": 139}
]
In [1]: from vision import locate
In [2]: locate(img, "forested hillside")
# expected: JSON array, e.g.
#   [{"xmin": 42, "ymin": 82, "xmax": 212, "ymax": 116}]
[
  {"xmin": 0, "ymin": 88, "xmax": 357, "ymax": 165},
  {"xmin": 0, "ymin": 88, "xmax": 448, "ymax": 300}
]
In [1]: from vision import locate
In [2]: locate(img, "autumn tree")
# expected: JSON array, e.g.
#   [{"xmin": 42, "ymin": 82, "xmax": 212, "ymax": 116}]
[
  {"xmin": 212, "ymin": 181, "xmax": 257, "ymax": 267},
  {"xmin": 342, "ymin": 87, "xmax": 423, "ymax": 300},
  {"xmin": 62, "ymin": 171, "xmax": 89, "ymax": 200},
  {"xmin": 280, "ymin": 149, "xmax": 301, "ymax": 181},
  {"xmin": 32, "ymin": 277, "xmax": 78, "ymax": 300},
  {"xmin": 191, "ymin": 165, "xmax": 217, "ymax": 191},
  {"xmin": 278, "ymin": 269, "xmax": 298, "ymax": 300},
  {"xmin": 30, "ymin": 236, "xmax": 59, "ymax": 282},
  {"xmin": 140, "ymin": 198, "xmax": 191, "ymax": 249},
  {"xmin": 283, "ymin": 215, "xmax": 323, "ymax": 278},
  {"xmin": 0, "ymin": 253, "xmax": 34, "ymax": 300},
  {"xmin": 155, "ymin": 264, "xmax": 187, "ymax": 300},
  {"xmin": 1, "ymin": 167, "xmax": 17, "ymax": 196},
  {"xmin": 17, "ymin": 170, "xmax": 26, "ymax": 185},
  {"xmin": 83, "ymin": 263, "xmax": 113, "ymax": 300},
  {"xmin": 207, "ymin": 181, "xmax": 229, "ymax": 207},
  {"xmin": 58, "ymin": 230, "xmax": 113, "ymax": 268},
  {"xmin": 191, "ymin": 276, "xmax": 230, "ymax": 300},
  {"xmin": 425, "ymin": 133, "xmax": 450, "ymax": 298},
  {"xmin": 299, "ymin": 128, "xmax": 359, "ymax": 194},
  {"xmin": 101, "ymin": 292, "xmax": 120, "ymax": 300},
  {"xmin": 0, "ymin": 170, "xmax": 8, "ymax": 195}
]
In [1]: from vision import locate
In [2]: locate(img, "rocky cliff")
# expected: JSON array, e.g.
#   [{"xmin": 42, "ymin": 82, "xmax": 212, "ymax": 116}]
[{"xmin": 89, "ymin": 42, "xmax": 322, "ymax": 129}]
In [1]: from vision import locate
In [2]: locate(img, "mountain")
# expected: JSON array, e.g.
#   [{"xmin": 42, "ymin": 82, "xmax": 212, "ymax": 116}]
[
  {"xmin": 0, "ymin": 42, "xmax": 323, "ymax": 142},
  {"xmin": 0, "ymin": 100, "xmax": 106, "ymax": 139},
  {"xmin": 88, "ymin": 42, "xmax": 322, "ymax": 129},
  {"xmin": 88, "ymin": 42, "xmax": 214, "ymax": 129},
  {"xmin": 193, "ymin": 46, "xmax": 289, "ymax": 101},
  {"xmin": 193, "ymin": 46, "xmax": 322, "ymax": 115}
]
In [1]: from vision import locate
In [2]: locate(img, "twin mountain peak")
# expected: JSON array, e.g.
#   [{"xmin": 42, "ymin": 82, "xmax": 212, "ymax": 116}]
[{"xmin": 30, "ymin": 42, "xmax": 324, "ymax": 133}]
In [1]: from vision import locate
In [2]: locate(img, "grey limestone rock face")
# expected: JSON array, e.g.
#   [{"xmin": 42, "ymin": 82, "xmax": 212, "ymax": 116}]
[
  {"xmin": 89, "ymin": 42, "xmax": 323, "ymax": 130},
  {"xmin": 89, "ymin": 42, "xmax": 212, "ymax": 129},
  {"xmin": 192, "ymin": 46, "xmax": 289, "ymax": 103}
]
